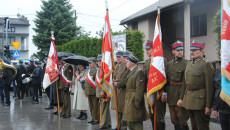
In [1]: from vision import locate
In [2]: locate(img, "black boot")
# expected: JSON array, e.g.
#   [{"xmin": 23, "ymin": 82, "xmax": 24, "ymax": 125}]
[
  {"xmin": 158, "ymin": 122, "xmax": 165, "ymax": 130},
  {"xmin": 174, "ymin": 124, "xmax": 181, "ymax": 130},
  {"xmin": 80, "ymin": 113, "xmax": 87, "ymax": 120},
  {"xmin": 181, "ymin": 125, "xmax": 189, "ymax": 130},
  {"xmin": 76, "ymin": 112, "xmax": 83, "ymax": 119}
]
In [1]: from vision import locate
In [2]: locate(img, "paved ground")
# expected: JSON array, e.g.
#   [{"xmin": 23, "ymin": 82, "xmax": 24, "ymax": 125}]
[{"xmin": 0, "ymin": 92, "xmax": 222, "ymax": 130}]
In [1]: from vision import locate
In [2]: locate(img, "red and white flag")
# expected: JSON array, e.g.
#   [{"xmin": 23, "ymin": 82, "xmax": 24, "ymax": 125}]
[
  {"xmin": 147, "ymin": 9, "xmax": 167, "ymax": 112},
  {"xmin": 99, "ymin": 14, "xmax": 115, "ymax": 97},
  {"xmin": 43, "ymin": 36, "xmax": 59, "ymax": 89}
]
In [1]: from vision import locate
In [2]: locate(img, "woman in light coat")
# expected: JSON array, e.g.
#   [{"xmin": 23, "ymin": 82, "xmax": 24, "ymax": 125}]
[{"xmin": 72, "ymin": 64, "xmax": 88, "ymax": 120}]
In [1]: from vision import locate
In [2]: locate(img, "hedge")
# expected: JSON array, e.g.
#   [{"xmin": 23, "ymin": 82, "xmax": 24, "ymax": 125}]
[{"xmin": 57, "ymin": 30, "xmax": 145, "ymax": 61}]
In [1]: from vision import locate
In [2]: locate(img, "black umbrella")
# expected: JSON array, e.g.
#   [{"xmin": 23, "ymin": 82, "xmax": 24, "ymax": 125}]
[
  {"xmin": 64, "ymin": 55, "xmax": 89, "ymax": 66},
  {"xmin": 57, "ymin": 52, "xmax": 75, "ymax": 58}
]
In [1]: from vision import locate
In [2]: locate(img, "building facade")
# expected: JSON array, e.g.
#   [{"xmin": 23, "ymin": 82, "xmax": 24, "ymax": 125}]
[
  {"xmin": 120, "ymin": 0, "xmax": 220, "ymax": 61},
  {"xmin": 0, "ymin": 16, "xmax": 30, "ymax": 60}
]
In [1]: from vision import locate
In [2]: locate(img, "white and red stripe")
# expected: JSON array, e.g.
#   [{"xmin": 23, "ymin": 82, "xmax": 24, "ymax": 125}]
[
  {"xmin": 147, "ymin": 10, "xmax": 167, "ymax": 112},
  {"xmin": 99, "ymin": 14, "xmax": 115, "ymax": 97},
  {"xmin": 60, "ymin": 64, "xmax": 71, "ymax": 85},
  {"xmin": 87, "ymin": 72, "xmax": 96, "ymax": 89}
]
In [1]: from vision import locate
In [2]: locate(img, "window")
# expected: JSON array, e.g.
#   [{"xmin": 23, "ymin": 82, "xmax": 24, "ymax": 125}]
[
  {"xmin": 7, "ymin": 37, "xmax": 15, "ymax": 44},
  {"xmin": 191, "ymin": 14, "xmax": 207, "ymax": 37},
  {"xmin": 4, "ymin": 27, "xmax": 15, "ymax": 32},
  {"xmin": 132, "ymin": 22, "xmax": 138, "ymax": 30}
]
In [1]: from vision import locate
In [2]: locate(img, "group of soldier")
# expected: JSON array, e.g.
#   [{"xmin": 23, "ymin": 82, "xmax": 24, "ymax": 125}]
[{"xmin": 80, "ymin": 39, "xmax": 218, "ymax": 130}]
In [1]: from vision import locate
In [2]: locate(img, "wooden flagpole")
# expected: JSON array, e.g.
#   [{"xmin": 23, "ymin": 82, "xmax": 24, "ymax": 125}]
[{"xmin": 105, "ymin": 1, "xmax": 119, "ymax": 129}]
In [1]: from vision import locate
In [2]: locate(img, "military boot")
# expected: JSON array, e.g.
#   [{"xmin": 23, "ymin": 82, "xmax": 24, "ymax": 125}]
[
  {"xmin": 174, "ymin": 124, "xmax": 181, "ymax": 130},
  {"xmin": 158, "ymin": 122, "xmax": 165, "ymax": 130},
  {"xmin": 80, "ymin": 113, "xmax": 87, "ymax": 120},
  {"xmin": 181, "ymin": 125, "xmax": 189, "ymax": 130}
]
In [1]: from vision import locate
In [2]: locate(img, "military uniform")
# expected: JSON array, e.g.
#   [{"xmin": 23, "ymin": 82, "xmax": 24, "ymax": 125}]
[
  {"xmin": 182, "ymin": 40, "xmax": 214, "ymax": 130},
  {"xmin": 111, "ymin": 61, "xmax": 129, "ymax": 129},
  {"xmin": 166, "ymin": 41, "xmax": 189, "ymax": 130},
  {"xmin": 85, "ymin": 66, "xmax": 100, "ymax": 123},
  {"xmin": 167, "ymin": 57, "xmax": 189, "ymax": 129},
  {"xmin": 96, "ymin": 66, "xmax": 111, "ymax": 128},
  {"xmin": 123, "ymin": 54, "xmax": 149, "ymax": 130},
  {"xmin": 144, "ymin": 57, "xmax": 167, "ymax": 130},
  {"xmin": 59, "ymin": 63, "xmax": 73, "ymax": 117}
]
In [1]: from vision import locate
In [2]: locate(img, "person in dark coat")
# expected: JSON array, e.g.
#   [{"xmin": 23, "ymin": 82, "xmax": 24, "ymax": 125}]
[
  {"xmin": 16, "ymin": 60, "xmax": 27, "ymax": 99},
  {"xmin": 12, "ymin": 62, "xmax": 18, "ymax": 98},
  {"xmin": 27, "ymin": 60, "xmax": 35, "ymax": 101},
  {"xmin": 212, "ymin": 61, "xmax": 230, "ymax": 130},
  {"xmin": 2, "ymin": 60, "xmax": 14, "ymax": 106},
  {"xmin": 0, "ymin": 75, "xmax": 5, "ymax": 104},
  {"xmin": 30, "ymin": 61, "xmax": 42, "ymax": 104}
]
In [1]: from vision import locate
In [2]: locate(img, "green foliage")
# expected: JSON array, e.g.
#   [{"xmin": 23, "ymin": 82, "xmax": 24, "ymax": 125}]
[
  {"xmin": 58, "ymin": 30, "xmax": 144, "ymax": 61},
  {"xmin": 32, "ymin": 0, "xmax": 77, "ymax": 60},
  {"xmin": 212, "ymin": 10, "xmax": 221, "ymax": 59}
]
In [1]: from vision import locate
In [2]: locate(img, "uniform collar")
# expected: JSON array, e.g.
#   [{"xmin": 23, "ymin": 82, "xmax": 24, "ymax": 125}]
[
  {"xmin": 173, "ymin": 57, "xmax": 183, "ymax": 64},
  {"xmin": 192, "ymin": 57, "xmax": 203, "ymax": 63}
]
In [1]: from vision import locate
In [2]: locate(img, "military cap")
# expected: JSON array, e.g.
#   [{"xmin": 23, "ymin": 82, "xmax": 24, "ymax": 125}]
[
  {"xmin": 13, "ymin": 62, "xmax": 17, "ymax": 65},
  {"xmin": 145, "ymin": 40, "xmax": 153, "ymax": 49},
  {"xmin": 123, "ymin": 51, "xmax": 130, "ymax": 57},
  {"xmin": 97, "ymin": 54, "xmax": 102, "ymax": 61},
  {"xmin": 29, "ymin": 59, "xmax": 34, "ymax": 63},
  {"xmin": 89, "ymin": 57, "xmax": 96, "ymax": 63},
  {"xmin": 35, "ymin": 61, "xmax": 40, "ymax": 65},
  {"xmin": 190, "ymin": 40, "xmax": 205, "ymax": 50},
  {"xmin": 172, "ymin": 40, "xmax": 184, "ymax": 50},
  {"xmin": 127, "ymin": 53, "xmax": 139, "ymax": 63},
  {"xmin": 19, "ymin": 60, "xmax": 23, "ymax": 63},
  {"xmin": 116, "ymin": 51, "xmax": 123, "ymax": 57},
  {"xmin": 25, "ymin": 62, "xmax": 29, "ymax": 65}
]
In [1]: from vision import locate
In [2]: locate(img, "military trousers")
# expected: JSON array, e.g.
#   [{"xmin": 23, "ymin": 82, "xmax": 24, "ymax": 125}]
[
  {"xmin": 169, "ymin": 105, "xmax": 189, "ymax": 127},
  {"xmin": 61, "ymin": 89, "xmax": 71, "ymax": 116},
  {"xmin": 100, "ymin": 98, "xmax": 111, "ymax": 128},
  {"xmin": 118, "ymin": 112, "xmax": 127, "ymax": 129},
  {"xmin": 188, "ymin": 109, "xmax": 210, "ymax": 130},
  {"xmin": 127, "ymin": 121, "xmax": 143, "ymax": 130},
  {"xmin": 88, "ymin": 95, "xmax": 100, "ymax": 122},
  {"xmin": 148, "ymin": 96, "xmax": 166, "ymax": 130}
]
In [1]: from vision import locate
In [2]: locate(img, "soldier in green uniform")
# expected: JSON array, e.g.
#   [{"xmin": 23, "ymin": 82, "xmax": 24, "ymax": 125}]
[
  {"xmin": 59, "ymin": 60, "xmax": 73, "ymax": 118},
  {"xmin": 165, "ymin": 41, "xmax": 189, "ymax": 130},
  {"xmin": 181, "ymin": 40, "xmax": 214, "ymax": 130},
  {"xmin": 123, "ymin": 53, "xmax": 149, "ymax": 130},
  {"xmin": 144, "ymin": 41, "xmax": 166, "ymax": 130},
  {"xmin": 112, "ymin": 51, "xmax": 130, "ymax": 130},
  {"xmin": 85, "ymin": 58, "xmax": 100, "ymax": 125},
  {"xmin": 96, "ymin": 54, "xmax": 111, "ymax": 129}
]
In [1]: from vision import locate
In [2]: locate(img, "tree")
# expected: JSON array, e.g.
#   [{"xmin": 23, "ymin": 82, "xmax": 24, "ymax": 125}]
[
  {"xmin": 212, "ymin": 10, "xmax": 221, "ymax": 59},
  {"xmin": 33, "ymin": 0, "xmax": 77, "ymax": 60}
]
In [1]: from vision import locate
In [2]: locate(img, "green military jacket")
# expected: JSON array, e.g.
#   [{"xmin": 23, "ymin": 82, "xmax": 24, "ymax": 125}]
[
  {"xmin": 59, "ymin": 64, "xmax": 73, "ymax": 89},
  {"xmin": 96, "ymin": 67, "xmax": 102, "ymax": 98},
  {"xmin": 111, "ymin": 62, "xmax": 129, "ymax": 112},
  {"xmin": 182, "ymin": 57, "xmax": 214, "ymax": 110},
  {"xmin": 166, "ymin": 58, "xmax": 187, "ymax": 105},
  {"xmin": 85, "ymin": 66, "xmax": 98, "ymax": 96},
  {"xmin": 122, "ymin": 66, "xmax": 149, "ymax": 122},
  {"xmin": 144, "ymin": 58, "xmax": 151, "ymax": 91}
]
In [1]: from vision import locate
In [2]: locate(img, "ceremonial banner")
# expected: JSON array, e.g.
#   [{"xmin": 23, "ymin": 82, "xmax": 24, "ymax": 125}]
[
  {"xmin": 147, "ymin": 10, "xmax": 167, "ymax": 112},
  {"xmin": 99, "ymin": 14, "xmax": 115, "ymax": 97},
  {"xmin": 43, "ymin": 37, "xmax": 59, "ymax": 89},
  {"xmin": 220, "ymin": 0, "xmax": 230, "ymax": 106}
]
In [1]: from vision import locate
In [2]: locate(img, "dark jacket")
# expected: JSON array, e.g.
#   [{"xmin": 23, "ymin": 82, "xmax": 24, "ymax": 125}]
[
  {"xmin": 15, "ymin": 64, "xmax": 26, "ymax": 81},
  {"xmin": 31, "ymin": 66, "xmax": 42, "ymax": 85},
  {"xmin": 26, "ymin": 64, "xmax": 35, "ymax": 74},
  {"xmin": 2, "ymin": 68, "xmax": 14, "ymax": 86},
  {"xmin": 212, "ymin": 67, "xmax": 230, "ymax": 113}
]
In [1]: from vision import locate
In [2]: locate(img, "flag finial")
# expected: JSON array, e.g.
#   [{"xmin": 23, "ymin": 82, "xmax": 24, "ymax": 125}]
[
  {"xmin": 51, "ymin": 31, "xmax": 55, "ymax": 40},
  {"xmin": 105, "ymin": 0, "xmax": 108, "ymax": 10}
]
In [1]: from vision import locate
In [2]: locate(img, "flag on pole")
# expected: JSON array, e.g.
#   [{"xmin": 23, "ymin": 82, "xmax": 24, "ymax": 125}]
[
  {"xmin": 147, "ymin": 9, "xmax": 167, "ymax": 112},
  {"xmin": 220, "ymin": 0, "xmax": 230, "ymax": 106},
  {"xmin": 43, "ymin": 35, "xmax": 59, "ymax": 89},
  {"xmin": 99, "ymin": 14, "xmax": 115, "ymax": 98}
]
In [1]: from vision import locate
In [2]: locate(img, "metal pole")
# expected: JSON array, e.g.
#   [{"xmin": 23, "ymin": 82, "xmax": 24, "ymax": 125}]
[
  {"xmin": 5, "ymin": 18, "xmax": 9, "ymax": 60},
  {"xmin": 2, "ymin": 22, "xmax": 4, "ymax": 58}
]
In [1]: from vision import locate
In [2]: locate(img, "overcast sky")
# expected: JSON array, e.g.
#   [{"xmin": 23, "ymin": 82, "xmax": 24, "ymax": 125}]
[{"xmin": 0, "ymin": 0, "xmax": 159, "ymax": 57}]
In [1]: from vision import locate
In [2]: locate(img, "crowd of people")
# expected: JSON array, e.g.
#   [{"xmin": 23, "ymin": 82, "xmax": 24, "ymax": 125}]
[{"xmin": 0, "ymin": 39, "xmax": 229, "ymax": 130}]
